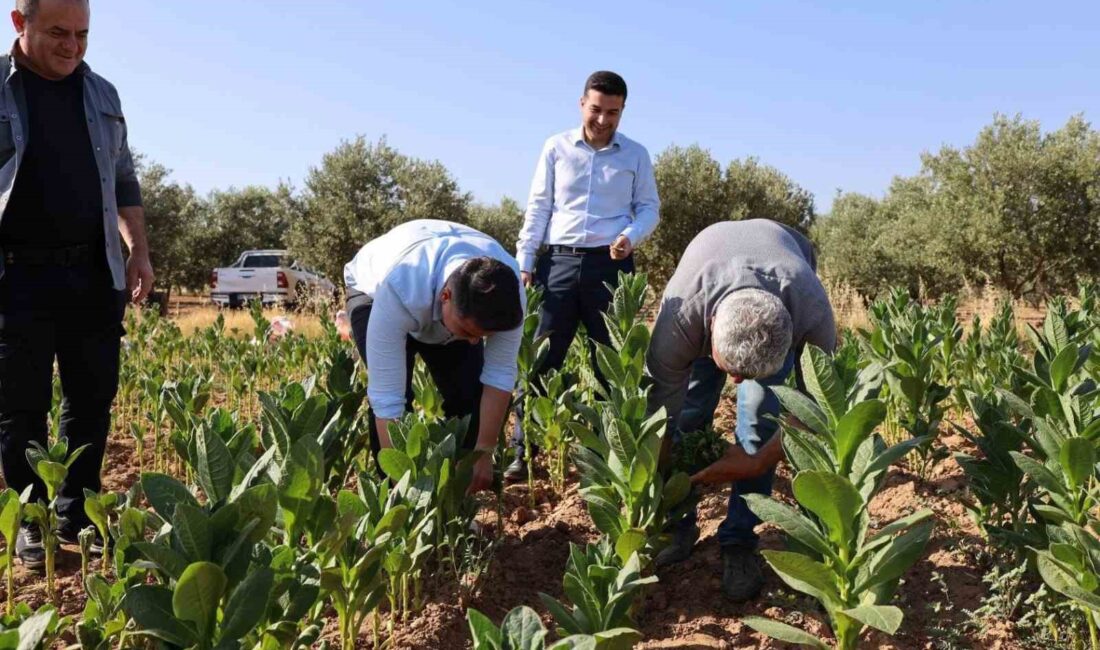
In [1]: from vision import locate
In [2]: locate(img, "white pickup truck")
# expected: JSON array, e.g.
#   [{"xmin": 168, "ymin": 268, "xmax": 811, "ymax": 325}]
[{"xmin": 210, "ymin": 250, "xmax": 335, "ymax": 308}]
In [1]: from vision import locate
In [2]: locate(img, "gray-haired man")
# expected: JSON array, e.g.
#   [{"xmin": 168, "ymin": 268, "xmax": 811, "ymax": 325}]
[
  {"xmin": 2, "ymin": 0, "xmax": 152, "ymax": 570},
  {"xmin": 646, "ymin": 219, "xmax": 836, "ymax": 601}
]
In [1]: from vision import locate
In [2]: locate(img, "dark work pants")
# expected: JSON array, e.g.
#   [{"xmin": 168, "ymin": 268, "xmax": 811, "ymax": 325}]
[
  {"xmin": 511, "ymin": 250, "xmax": 635, "ymax": 454},
  {"xmin": 347, "ymin": 296, "xmax": 484, "ymax": 454},
  {"xmin": 0, "ymin": 259, "xmax": 126, "ymax": 528}
]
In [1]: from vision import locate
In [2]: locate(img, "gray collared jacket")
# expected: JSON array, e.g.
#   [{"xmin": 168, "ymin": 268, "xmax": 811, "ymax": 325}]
[{"xmin": 0, "ymin": 50, "xmax": 142, "ymax": 291}]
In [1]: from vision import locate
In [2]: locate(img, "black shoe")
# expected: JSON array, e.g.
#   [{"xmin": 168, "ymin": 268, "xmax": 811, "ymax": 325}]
[
  {"xmin": 503, "ymin": 456, "xmax": 528, "ymax": 483},
  {"xmin": 655, "ymin": 523, "xmax": 699, "ymax": 568},
  {"xmin": 721, "ymin": 545, "xmax": 764, "ymax": 602},
  {"xmin": 57, "ymin": 521, "xmax": 105, "ymax": 555},
  {"xmin": 15, "ymin": 525, "xmax": 45, "ymax": 570}
]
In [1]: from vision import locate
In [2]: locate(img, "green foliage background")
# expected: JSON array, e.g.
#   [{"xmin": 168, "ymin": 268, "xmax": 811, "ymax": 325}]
[{"xmin": 140, "ymin": 114, "xmax": 1100, "ymax": 301}]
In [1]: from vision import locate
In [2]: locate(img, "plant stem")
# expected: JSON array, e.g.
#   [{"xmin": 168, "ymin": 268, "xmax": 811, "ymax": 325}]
[{"xmin": 1086, "ymin": 605, "xmax": 1099, "ymax": 650}]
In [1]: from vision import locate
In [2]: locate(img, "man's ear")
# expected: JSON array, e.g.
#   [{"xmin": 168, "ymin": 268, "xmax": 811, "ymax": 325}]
[{"xmin": 440, "ymin": 286, "xmax": 451, "ymax": 302}]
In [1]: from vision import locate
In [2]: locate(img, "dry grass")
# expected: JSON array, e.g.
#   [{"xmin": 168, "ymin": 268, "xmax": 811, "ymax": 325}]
[
  {"xmin": 824, "ymin": 278, "xmax": 1046, "ymax": 338},
  {"xmin": 162, "ymin": 304, "xmax": 328, "ymax": 338}
]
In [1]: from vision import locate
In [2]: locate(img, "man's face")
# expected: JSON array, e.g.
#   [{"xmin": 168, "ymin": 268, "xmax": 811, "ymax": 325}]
[
  {"xmin": 579, "ymin": 89, "xmax": 624, "ymax": 147},
  {"xmin": 12, "ymin": 0, "xmax": 90, "ymax": 80},
  {"xmin": 440, "ymin": 289, "xmax": 488, "ymax": 345}
]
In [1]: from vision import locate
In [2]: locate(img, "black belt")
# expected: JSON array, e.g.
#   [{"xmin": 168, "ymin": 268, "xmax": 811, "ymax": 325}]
[
  {"xmin": 2, "ymin": 243, "xmax": 94, "ymax": 267},
  {"xmin": 548, "ymin": 244, "xmax": 612, "ymax": 255}
]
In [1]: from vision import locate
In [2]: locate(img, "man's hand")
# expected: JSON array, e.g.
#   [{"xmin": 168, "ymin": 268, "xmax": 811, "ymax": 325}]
[
  {"xmin": 521, "ymin": 271, "xmax": 534, "ymax": 287},
  {"xmin": 689, "ymin": 433, "xmax": 784, "ymax": 485},
  {"xmin": 126, "ymin": 252, "xmax": 154, "ymax": 304},
  {"xmin": 610, "ymin": 235, "xmax": 633, "ymax": 260},
  {"xmin": 468, "ymin": 449, "xmax": 494, "ymax": 494}
]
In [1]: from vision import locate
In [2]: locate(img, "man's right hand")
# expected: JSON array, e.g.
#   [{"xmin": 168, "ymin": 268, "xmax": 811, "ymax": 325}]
[{"xmin": 521, "ymin": 271, "xmax": 533, "ymax": 287}]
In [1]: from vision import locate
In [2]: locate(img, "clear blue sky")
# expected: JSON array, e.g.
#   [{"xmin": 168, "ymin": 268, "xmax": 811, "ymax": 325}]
[{"xmin": 77, "ymin": 0, "xmax": 1099, "ymax": 213}]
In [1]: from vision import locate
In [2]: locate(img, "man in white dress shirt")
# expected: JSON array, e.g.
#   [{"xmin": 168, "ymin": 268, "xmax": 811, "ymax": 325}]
[
  {"xmin": 343, "ymin": 220, "xmax": 525, "ymax": 492},
  {"xmin": 506, "ymin": 71, "xmax": 661, "ymax": 481}
]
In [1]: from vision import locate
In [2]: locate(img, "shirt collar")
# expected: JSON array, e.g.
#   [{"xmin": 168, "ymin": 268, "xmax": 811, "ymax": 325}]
[
  {"xmin": 572, "ymin": 126, "xmax": 622, "ymax": 151},
  {"xmin": 6, "ymin": 39, "xmax": 91, "ymax": 84}
]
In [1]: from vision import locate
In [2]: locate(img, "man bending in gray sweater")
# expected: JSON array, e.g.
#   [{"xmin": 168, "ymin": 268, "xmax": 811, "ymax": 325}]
[{"xmin": 646, "ymin": 219, "xmax": 837, "ymax": 601}]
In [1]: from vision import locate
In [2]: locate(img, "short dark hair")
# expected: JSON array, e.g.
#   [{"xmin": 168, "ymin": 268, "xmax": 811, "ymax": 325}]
[
  {"xmin": 17, "ymin": 0, "xmax": 89, "ymax": 22},
  {"xmin": 446, "ymin": 257, "xmax": 522, "ymax": 332},
  {"xmin": 583, "ymin": 71, "xmax": 628, "ymax": 101}
]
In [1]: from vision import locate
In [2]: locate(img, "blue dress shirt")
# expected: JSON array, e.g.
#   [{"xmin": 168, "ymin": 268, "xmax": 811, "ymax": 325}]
[{"xmin": 515, "ymin": 128, "xmax": 660, "ymax": 272}]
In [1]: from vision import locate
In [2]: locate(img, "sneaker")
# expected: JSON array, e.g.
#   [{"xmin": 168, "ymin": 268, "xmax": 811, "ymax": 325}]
[
  {"xmin": 15, "ymin": 525, "xmax": 45, "ymax": 570},
  {"xmin": 503, "ymin": 456, "xmax": 528, "ymax": 483},
  {"xmin": 654, "ymin": 523, "xmax": 699, "ymax": 568},
  {"xmin": 57, "ymin": 521, "xmax": 105, "ymax": 555},
  {"xmin": 721, "ymin": 545, "xmax": 764, "ymax": 602}
]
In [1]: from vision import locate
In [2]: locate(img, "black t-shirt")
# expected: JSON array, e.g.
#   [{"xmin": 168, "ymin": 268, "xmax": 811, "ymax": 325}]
[{"xmin": 0, "ymin": 67, "xmax": 104, "ymax": 248}]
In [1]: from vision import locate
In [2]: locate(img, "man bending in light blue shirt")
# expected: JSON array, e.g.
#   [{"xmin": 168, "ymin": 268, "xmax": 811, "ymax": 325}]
[
  {"xmin": 505, "ymin": 71, "xmax": 660, "ymax": 482},
  {"xmin": 343, "ymin": 220, "xmax": 526, "ymax": 493}
]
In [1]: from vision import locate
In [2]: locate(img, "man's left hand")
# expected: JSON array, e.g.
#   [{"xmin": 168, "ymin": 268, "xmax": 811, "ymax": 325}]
[
  {"xmin": 467, "ymin": 450, "xmax": 495, "ymax": 494},
  {"xmin": 610, "ymin": 235, "xmax": 633, "ymax": 260},
  {"xmin": 126, "ymin": 253, "xmax": 155, "ymax": 304}
]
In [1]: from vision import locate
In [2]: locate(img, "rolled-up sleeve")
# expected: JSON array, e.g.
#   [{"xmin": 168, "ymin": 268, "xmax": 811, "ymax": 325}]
[
  {"xmin": 645, "ymin": 304, "xmax": 700, "ymax": 427},
  {"xmin": 365, "ymin": 283, "xmax": 417, "ymax": 419},
  {"xmin": 620, "ymin": 146, "xmax": 659, "ymax": 247},
  {"xmin": 480, "ymin": 285, "xmax": 526, "ymax": 391},
  {"xmin": 114, "ymin": 112, "xmax": 142, "ymax": 208},
  {"xmin": 516, "ymin": 139, "xmax": 556, "ymax": 273}
]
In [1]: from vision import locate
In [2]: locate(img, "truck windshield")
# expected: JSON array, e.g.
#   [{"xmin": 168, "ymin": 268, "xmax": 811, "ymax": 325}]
[{"xmin": 240, "ymin": 255, "xmax": 287, "ymax": 268}]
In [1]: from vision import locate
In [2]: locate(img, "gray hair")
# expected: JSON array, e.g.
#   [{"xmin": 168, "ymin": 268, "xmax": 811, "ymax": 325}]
[
  {"xmin": 712, "ymin": 289, "xmax": 793, "ymax": 379},
  {"xmin": 16, "ymin": 0, "xmax": 88, "ymax": 22}
]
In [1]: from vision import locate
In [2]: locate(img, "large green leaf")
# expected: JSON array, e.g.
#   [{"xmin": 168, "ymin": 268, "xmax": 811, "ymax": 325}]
[
  {"xmin": 467, "ymin": 608, "xmax": 503, "ymax": 649},
  {"xmin": 15, "ymin": 609, "xmax": 55, "ymax": 650},
  {"xmin": 220, "ymin": 566, "xmax": 275, "ymax": 642},
  {"xmin": 1010, "ymin": 452, "xmax": 1067, "ymax": 497},
  {"xmin": 834, "ymin": 400, "xmax": 887, "ymax": 475},
  {"xmin": 741, "ymin": 616, "xmax": 828, "ymax": 648},
  {"xmin": 792, "ymin": 471, "xmax": 863, "ymax": 548},
  {"xmin": 233, "ymin": 484, "xmax": 278, "ymax": 545},
  {"xmin": 801, "ymin": 346, "xmax": 847, "ymax": 425},
  {"xmin": 142, "ymin": 473, "xmax": 199, "ymax": 519},
  {"xmin": 855, "ymin": 520, "xmax": 933, "ymax": 592},
  {"xmin": 1059, "ymin": 438, "xmax": 1096, "ymax": 492},
  {"xmin": 772, "ymin": 386, "xmax": 830, "ymax": 437},
  {"xmin": 743, "ymin": 494, "xmax": 833, "ymax": 560},
  {"xmin": 122, "ymin": 585, "xmax": 197, "ymax": 646},
  {"xmin": 278, "ymin": 436, "xmax": 325, "ymax": 535},
  {"xmin": 0, "ymin": 489, "xmax": 21, "ymax": 544},
  {"xmin": 377, "ymin": 449, "xmax": 416, "ymax": 483},
  {"xmin": 842, "ymin": 605, "xmax": 903, "ymax": 634},
  {"xmin": 172, "ymin": 504, "xmax": 212, "ymax": 563},
  {"xmin": 501, "ymin": 606, "xmax": 548, "ymax": 650},
  {"xmin": 761, "ymin": 550, "xmax": 841, "ymax": 605},
  {"xmin": 1049, "ymin": 345, "xmax": 1080, "ymax": 393},
  {"xmin": 174, "ymin": 561, "xmax": 228, "ymax": 641},
  {"xmin": 1037, "ymin": 553, "xmax": 1100, "ymax": 612},
  {"xmin": 614, "ymin": 529, "xmax": 646, "ymax": 565},
  {"xmin": 133, "ymin": 542, "xmax": 190, "ymax": 580},
  {"xmin": 196, "ymin": 425, "xmax": 236, "ymax": 504}
]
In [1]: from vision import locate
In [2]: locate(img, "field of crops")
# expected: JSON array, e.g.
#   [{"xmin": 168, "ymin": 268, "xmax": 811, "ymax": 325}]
[{"xmin": 2, "ymin": 280, "xmax": 1100, "ymax": 649}]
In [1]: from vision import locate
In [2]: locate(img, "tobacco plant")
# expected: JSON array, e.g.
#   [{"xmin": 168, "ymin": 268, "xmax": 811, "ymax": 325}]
[
  {"xmin": 468, "ymin": 605, "xmax": 641, "ymax": 650},
  {"xmin": 744, "ymin": 345, "xmax": 934, "ymax": 649},
  {"xmin": 24, "ymin": 439, "xmax": 87, "ymax": 603},
  {"xmin": 539, "ymin": 539, "xmax": 653, "ymax": 637},
  {"xmin": 860, "ymin": 289, "xmax": 951, "ymax": 478},
  {"xmin": 0, "ymin": 487, "xmax": 29, "ymax": 615},
  {"xmin": 569, "ymin": 272, "xmax": 691, "ymax": 562}
]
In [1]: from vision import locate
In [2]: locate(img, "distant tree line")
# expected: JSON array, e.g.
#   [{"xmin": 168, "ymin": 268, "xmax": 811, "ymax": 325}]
[{"xmin": 142, "ymin": 114, "xmax": 1100, "ymax": 302}]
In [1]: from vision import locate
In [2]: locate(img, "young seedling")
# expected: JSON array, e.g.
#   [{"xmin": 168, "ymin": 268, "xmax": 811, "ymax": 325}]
[{"xmin": 25, "ymin": 439, "xmax": 87, "ymax": 603}]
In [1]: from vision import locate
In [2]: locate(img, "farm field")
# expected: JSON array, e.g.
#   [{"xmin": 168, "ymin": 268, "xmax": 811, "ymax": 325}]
[{"xmin": 1, "ymin": 281, "xmax": 1098, "ymax": 650}]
